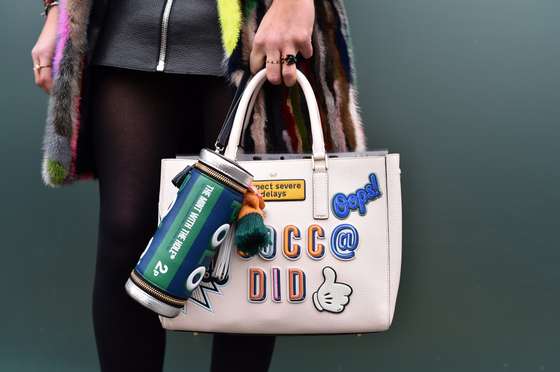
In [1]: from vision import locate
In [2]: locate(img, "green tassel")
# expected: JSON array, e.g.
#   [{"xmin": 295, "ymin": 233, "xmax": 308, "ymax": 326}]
[{"xmin": 234, "ymin": 212, "xmax": 269, "ymax": 257}]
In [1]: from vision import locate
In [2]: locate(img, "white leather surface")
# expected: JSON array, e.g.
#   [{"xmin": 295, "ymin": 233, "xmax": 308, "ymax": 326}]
[
  {"xmin": 312, "ymin": 167, "xmax": 329, "ymax": 219},
  {"xmin": 158, "ymin": 154, "xmax": 402, "ymax": 334},
  {"xmin": 386, "ymin": 154, "xmax": 402, "ymax": 324}
]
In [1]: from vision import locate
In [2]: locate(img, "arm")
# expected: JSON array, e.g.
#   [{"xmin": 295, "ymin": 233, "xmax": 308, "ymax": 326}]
[
  {"xmin": 31, "ymin": 2, "xmax": 59, "ymax": 94},
  {"xmin": 249, "ymin": 0, "xmax": 315, "ymax": 87}
]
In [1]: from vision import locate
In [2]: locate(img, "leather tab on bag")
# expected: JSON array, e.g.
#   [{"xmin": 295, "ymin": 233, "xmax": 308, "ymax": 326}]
[{"xmin": 312, "ymin": 168, "xmax": 329, "ymax": 219}]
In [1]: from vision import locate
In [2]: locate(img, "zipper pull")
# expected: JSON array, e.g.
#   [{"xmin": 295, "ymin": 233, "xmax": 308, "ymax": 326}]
[{"xmin": 171, "ymin": 165, "xmax": 192, "ymax": 189}]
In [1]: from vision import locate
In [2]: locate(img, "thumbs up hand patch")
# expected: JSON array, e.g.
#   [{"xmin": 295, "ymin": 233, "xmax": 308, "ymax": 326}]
[{"xmin": 312, "ymin": 266, "xmax": 353, "ymax": 313}]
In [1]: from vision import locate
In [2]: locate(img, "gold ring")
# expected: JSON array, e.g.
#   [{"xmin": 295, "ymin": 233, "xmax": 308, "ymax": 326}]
[
  {"xmin": 266, "ymin": 59, "xmax": 280, "ymax": 64},
  {"xmin": 33, "ymin": 64, "xmax": 52, "ymax": 71}
]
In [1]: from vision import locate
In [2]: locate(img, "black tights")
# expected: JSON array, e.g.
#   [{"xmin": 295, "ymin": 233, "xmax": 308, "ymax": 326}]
[{"xmin": 89, "ymin": 65, "xmax": 275, "ymax": 372}]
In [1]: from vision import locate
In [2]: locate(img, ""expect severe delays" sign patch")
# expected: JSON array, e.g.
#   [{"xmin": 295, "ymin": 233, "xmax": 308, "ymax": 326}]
[{"xmin": 252, "ymin": 179, "xmax": 306, "ymax": 201}]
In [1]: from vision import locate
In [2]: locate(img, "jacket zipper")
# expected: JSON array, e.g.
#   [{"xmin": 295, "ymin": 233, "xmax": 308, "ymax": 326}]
[{"xmin": 156, "ymin": 0, "xmax": 175, "ymax": 71}]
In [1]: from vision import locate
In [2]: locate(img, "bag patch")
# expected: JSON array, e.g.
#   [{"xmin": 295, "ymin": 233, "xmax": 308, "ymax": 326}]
[
  {"xmin": 252, "ymin": 179, "xmax": 306, "ymax": 201},
  {"xmin": 332, "ymin": 173, "xmax": 382, "ymax": 219}
]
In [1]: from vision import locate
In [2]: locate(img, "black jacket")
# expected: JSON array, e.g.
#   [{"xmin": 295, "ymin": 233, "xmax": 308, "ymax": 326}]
[{"xmin": 86, "ymin": 0, "xmax": 224, "ymax": 75}]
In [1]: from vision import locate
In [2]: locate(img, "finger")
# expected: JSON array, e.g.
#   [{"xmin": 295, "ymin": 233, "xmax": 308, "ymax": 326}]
[
  {"xmin": 40, "ymin": 67, "xmax": 53, "ymax": 94},
  {"xmin": 250, "ymin": 42, "xmax": 266, "ymax": 74},
  {"xmin": 281, "ymin": 46, "xmax": 298, "ymax": 87},
  {"xmin": 45, "ymin": 78, "xmax": 53, "ymax": 94},
  {"xmin": 298, "ymin": 38, "xmax": 313, "ymax": 59},
  {"xmin": 322, "ymin": 266, "xmax": 337, "ymax": 284},
  {"xmin": 32, "ymin": 56, "xmax": 41, "ymax": 86},
  {"xmin": 32, "ymin": 53, "xmax": 52, "ymax": 93},
  {"xmin": 37, "ymin": 67, "xmax": 51, "ymax": 94},
  {"xmin": 265, "ymin": 49, "xmax": 282, "ymax": 85}
]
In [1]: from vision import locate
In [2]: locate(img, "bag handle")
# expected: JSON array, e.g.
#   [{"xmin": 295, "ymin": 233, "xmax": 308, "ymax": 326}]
[
  {"xmin": 214, "ymin": 70, "xmax": 251, "ymax": 154},
  {"xmin": 224, "ymin": 69, "xmax": 327, "ymax": 163},
  {"xmin": 224, "ymin": 68, "xmax": 330, "ymax": 219}
]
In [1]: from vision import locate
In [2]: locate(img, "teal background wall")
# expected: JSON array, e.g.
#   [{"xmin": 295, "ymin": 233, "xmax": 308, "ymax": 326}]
[{"xmin": 2, "ymin": 1, "xmax": 558, "ymax": 371}]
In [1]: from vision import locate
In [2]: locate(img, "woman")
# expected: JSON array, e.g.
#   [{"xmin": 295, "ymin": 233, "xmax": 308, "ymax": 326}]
[{"xmin": 32, "ymin": 1, "xmax": 365, "ymax": 371}]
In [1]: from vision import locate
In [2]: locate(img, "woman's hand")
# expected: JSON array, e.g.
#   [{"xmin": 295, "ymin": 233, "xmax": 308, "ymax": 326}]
[
  {"xmin": 31, "ymin": 6, "xmax": 59, "ymax": 94},
  {"xmin": 250, "ymin": 0, "xmax": 315, "ymax": 87}
]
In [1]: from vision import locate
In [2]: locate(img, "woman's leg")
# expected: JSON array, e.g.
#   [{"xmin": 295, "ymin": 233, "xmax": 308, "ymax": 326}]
[
  {"xmin": 210, "ymin": 333, "xmax": 276, "ymax": 372},
  {"xmin": 89, "ymin": 64, "xmax": 275, "ymax": 371},
  {"xmin": 197, "ymin": 76, "xmax": 277, "ymax": 372},
  {"xmin": 89, "ymin": 65, "xmax": 202, "ymax": 372}
]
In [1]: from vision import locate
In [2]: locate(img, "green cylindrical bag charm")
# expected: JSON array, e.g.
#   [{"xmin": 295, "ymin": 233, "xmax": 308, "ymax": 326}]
[{"xmin": 125, "ymin": 148, "xmax": 253, "ymax": 318}]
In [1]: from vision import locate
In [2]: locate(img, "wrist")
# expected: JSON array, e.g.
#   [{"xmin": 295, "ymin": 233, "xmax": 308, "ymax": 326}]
[
  {"xmin": 41, "ymin": 0, "xmax": 59, "ymax": 18},
  {"xmin": 44, "ymin": 6, "xmax": 59, "ymax": 27}
]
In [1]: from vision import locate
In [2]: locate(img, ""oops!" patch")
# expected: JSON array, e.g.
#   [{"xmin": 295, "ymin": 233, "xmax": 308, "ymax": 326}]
[{"xmin": 331, "ymin": 173, "xmax": 382, "ymax": 219}]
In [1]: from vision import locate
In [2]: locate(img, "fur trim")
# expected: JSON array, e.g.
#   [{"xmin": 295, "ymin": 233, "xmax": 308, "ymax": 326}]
[
  {"xmin": 216, "ymin": 0, "xmax": 242, "ymax": 57},
  {"xmin": 333, "ymin": 0, "xmax": 366, "ymax": 150},
  {"xmin": 249, "ymin": 92, "xmax": 268, "ymax": 153},
  {"xmin": 41, "ymin": 0, "xmax": 92, "ymax": 187}
]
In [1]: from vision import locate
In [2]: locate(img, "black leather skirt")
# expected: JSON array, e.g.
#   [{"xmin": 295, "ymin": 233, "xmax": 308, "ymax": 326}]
[{"xmin": 89, "ymin": 0, "xmax": 225, "ymax": 76}]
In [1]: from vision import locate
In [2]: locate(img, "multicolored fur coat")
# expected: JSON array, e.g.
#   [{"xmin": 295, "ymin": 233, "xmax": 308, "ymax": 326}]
[{"xmin": 42, "ymin": 0, "xmax": 366, "ymax": 187}]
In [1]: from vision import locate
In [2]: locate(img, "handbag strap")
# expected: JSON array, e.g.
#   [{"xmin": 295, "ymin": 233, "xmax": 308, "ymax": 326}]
[
  {"xmin": 214, "ymin": 70, "xmax": 251, "ymax": 154},
  {"xmin": 224, "ymin": 69, "xmax": 327, "ymax": 163},
  {"xmin": 170, "ymin": 71, "xmax": 250, "ymax": 188}
]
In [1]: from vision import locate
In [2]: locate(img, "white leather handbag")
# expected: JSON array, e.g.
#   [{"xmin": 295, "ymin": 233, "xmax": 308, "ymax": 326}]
[{"xmin": 157, "ymin": 69, "xmax": 402, "ymax": 334}]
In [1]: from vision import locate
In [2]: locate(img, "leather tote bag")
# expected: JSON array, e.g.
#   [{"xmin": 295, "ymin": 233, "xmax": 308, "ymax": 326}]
[{"xmin": 157, "ymin": 69, "xmax": 402, "ymax": 334}]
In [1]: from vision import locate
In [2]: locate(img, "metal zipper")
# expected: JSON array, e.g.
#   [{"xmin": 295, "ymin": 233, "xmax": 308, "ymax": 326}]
[
  {"xmin": 194, "ymin": 162, "xmax": 248, "ymax": 194},
  {"xmin": 130, "ymin": 270, "xmax": 187, "ymax": 307},
  {"xmin": 156, "ymin": 0, "xmax": 175, "ymax": 71}
]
